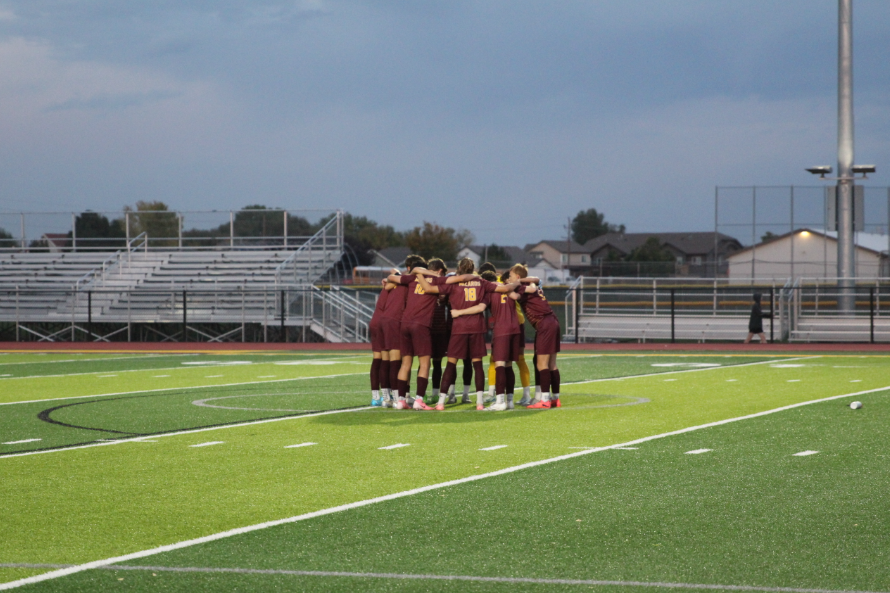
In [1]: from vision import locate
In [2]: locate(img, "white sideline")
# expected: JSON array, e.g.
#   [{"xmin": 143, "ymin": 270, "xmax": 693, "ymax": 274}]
[
  {"xmin": 564, "ymin": 355, "xmax": 821, "ymax": 386},
  {"xmin": 2, "ymin": 384, "xmax": 888, "ymax": 591},
  {"xmin": 0, "ymin": 372, "xmax": 365, "ymax": 407},
  {"xmin": 0, "ymin": 406, "xmax": 373, "ymax": 459}
]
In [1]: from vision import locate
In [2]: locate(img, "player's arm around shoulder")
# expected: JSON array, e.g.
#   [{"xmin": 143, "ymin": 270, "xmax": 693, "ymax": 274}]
[
  {"xmin": 452, "ymin": 302, "xmax": 487, "ymax": 318},
  {"xmin": 415, "ymin": 273, "xmax": 441, "ymax": 294}
]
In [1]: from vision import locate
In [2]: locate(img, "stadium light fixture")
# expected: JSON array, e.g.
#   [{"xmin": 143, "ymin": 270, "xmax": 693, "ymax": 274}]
[
  {"xmin": 806, "ymin": 166, "xmax": 832, "ymax": 178},
  {"xmin": 806, "ymin": 164, "xmax": 875, "ymax": 180}
]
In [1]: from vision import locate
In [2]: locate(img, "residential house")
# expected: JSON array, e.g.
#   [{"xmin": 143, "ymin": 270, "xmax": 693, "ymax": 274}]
[
  {"xmin": 524, "ymin": 240, "xmax": 590, "ymax": 278},
  {"xmin": 727, "ymin": 228, "xmax": 889, "ymax": 280},
  {"xmin": 583, "ymin": 232, "xmax": 743, "ymax": 277}
]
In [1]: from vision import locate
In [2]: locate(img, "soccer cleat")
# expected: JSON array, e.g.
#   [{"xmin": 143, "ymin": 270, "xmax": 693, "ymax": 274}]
[
  {"xmin": 406, "ymin": 396, "xmax": 415, "ymax": 407},
  {"xmin": 552, "ymin": 398, "xmax": 561, "ymax": 408},
  {"xmin": 461, "ymin": 395, "xmax": 472, "ymax": 404},
  {"xmin": 413, "ymin": 398, "xmax": 433, "ymax": 411},
  {"xmin": 485, "ymin": 402, "xmax": 508, "ymax": 411},
  {"xmin": 394, "ymin": 400, "xmax": 409, "ymax": 410},
  {"xmin": 446, "ymin": 394, "xmax": 457, "ymax": 404},
  {"xmin": 517, "ymin": 394, "xmax": 533, "ymax": 406},
  {"xmin": 506, "ymin": 400, "xmax": 515, "ymax": 410},
  {"xmin": 382, "ymin": 398, "xmax": 393, "ymax": 408},
  {"xmin": 435, "ymin": 403, "xmax": 445, "ymax": 411},
  {"xmin": 371, "ymin": 397, "xmax": 383, "ymax": 407},
  {"xmin": 526, "ymin": 400, "xmax": 551, "ymax": 409}
]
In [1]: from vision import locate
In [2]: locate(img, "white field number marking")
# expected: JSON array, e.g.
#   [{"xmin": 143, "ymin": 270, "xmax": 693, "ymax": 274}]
[
  {"xmin": 787, "ymin": 380, "xmax": 801, "ymax": 383},
  {"xmin": 285, "ymin": 443, "xmax": 317, "ymax": 449},
  {"xmin": 378, "ymin": 444, "xmax": 410, "ymax": 450},
  {"xmin": 190, "ymin": 442, "xmax": 225, "ymax": 448},
  {"xmin": 793, "ymin": 450, "xmax": 819, "ymax": 456},
  {"xmin": 2, "ymin": 439, "xmax": 41, "ymax": 445},
  {"xmin": 685, "ymin": 449, "xmax": 712, "ymax": 455},
  {"xmin": 479, "ymin": 445, "xmax": 508, "ymax": 451}
]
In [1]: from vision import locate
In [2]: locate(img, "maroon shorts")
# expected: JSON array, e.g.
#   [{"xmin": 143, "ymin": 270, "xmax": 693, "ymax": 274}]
[
  {"xmin": 381, "ymin": 318, "xmax": 402, "ymax": 352},
  {"xmin": 491, "ymin": 332, "xmax": 522, "ymax": 363},
  {"xmin": 533, "ymin": 315, "xmax": 561, "ymax": 356},
  {"xmin": 369, "ymin": 319, "xmax": 385, "ymax": 352},
  {"xmin": 400, "ymin": 323, "xmax": 433, "ymax": 358},
  {"xmin": 447, "ymin": 332, "xmax": 487, "ymax": 360},
  {"xmin": 431, "ymin": 331, "xmax": 449, "ymax": 359}
]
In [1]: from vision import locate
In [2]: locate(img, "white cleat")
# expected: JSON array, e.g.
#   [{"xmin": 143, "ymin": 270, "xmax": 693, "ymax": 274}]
[{"xmin": 485, "ymin": 402, "xmax": 508, "ymax": 411}]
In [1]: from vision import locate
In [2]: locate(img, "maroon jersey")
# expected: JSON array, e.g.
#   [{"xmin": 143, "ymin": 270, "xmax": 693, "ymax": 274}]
[
  {"xmin": 488, "ymin": 289, "xmax": 520, "ymax": 337},
  {"xmin": 439, "ymin": 279, "xmax": 498, "ymax": 334},
  {"xmin": 519, "ymin": 285, "xmax": 556, "ymax": 328},
  {"xmin": 370, "ymin": 287, "xmax": 389, "ymax": 322},
  {"xmin": 399, "ymin": 275, "xmax": 445, "ymax": 327},
  {"xmin": 381, "ymin": 280, "xmax": 408, "ymax": 321},
  {"xmin": 430, "ymin": 296, "xmax": 450, "ymax": 335}
]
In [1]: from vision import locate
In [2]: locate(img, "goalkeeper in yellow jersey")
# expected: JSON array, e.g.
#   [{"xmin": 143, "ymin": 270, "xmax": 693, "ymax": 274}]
[{"xmin": 483, "ymin": 269, "xmax": 533, "ymax": 406}]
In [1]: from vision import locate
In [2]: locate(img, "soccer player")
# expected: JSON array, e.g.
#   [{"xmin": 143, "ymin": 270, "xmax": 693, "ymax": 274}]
[
  {"xmin": 428, "ymin": 261, "xmax": 451, "ymax": 403},
  {"xmin": 378, "ymin": 258, "xmax": 415, "ymax": 407},
  {"xmin": 386, "ymin": 255, "xmax": 445, "ymax": 410},
  {"xmin": 368, "ymin": 278, "xmax": 394, "ymax": 407},
  {"xmin": 509, "ymin": 264, "xmax": 561, "ymax": 409},
  {"xmin": 417, "ymin": 258, "xmax": 520, "ymax": 410},
  {"xmin": 479, "ymin": 270, "xmax": 522, "ymax": 411}
]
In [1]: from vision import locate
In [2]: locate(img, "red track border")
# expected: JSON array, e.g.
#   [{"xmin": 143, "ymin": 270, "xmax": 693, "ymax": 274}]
[{"xmin": 1, "ymin": 342, "xmax": 888, "ymax": 354}]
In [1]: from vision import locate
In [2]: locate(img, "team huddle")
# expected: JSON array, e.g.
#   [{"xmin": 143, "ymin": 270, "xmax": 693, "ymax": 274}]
[{"xmin": 368, "ymin": 256, "xmax": 561, "ymax": 411}]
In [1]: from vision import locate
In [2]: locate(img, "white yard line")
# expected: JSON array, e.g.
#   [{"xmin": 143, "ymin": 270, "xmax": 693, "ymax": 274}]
[
  {"xmin": 565, "ymin": 356, "xmax": 821, "ymax": 386},
  {"xmin": 2, "ymin": 384, "xmax": 887, "ymax": 591},
  {"xmin": 0, "ymin": 372, "xmax": 366, "ymax": 407},
  {"xmin": 189, "ymin": 442, "xmax": 224, "ymax": 448},
  {"xmin": 479, "ymin": 445, "xmax": 508, "ymax": 451},
  {"xmin": 1, "ymin": 439, "xmax": 41, "ymax": 445},
  {"xmin": 0, "ymin": 355, "xmax": 173, "ymax": 367},
  {"xmin": 793, "ymin": 451, "xmax": 819, "ymax": 457},
  {"xmin": 284, "ymin": 443, "xmax": 317, "ymax": 449},
  {"xmin": 685, "ymin": 449, "xmax": 712, "ymax": 455},
  {"xmin": 378, "ymin": 444, "xmax": 411, "ymax": 450}
]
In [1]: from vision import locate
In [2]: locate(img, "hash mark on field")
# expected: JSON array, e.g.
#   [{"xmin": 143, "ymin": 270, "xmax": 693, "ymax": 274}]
[
  {"xmin": 793, "ymin": 450, "xmax": 819, "ymax": 456},
  {"xmin": 685, "ymin": 449, "xmax": 712, "ymax": 455},
  {"xmin": 2, "ymin": 438, "xmax": 41, "ymax": 445},
  {"xmin": 378, "ymin": 443, "xmax": 410, "ymax": 450},
  {"xmin": 190, "ymin": 441, "xmax": 225, "ymax": 448},
  {"xmin": 205, "ymin": 375, "xmax": 224, "ymax": 378},
  {"xmin": 285, "ymin": 442, "xmax": 317, "ymax": 449},
  {"xmin": 479, "ymin": 445, "xmax": 508, "ymax": 451},
  {"xmin": 850, "ymin": 379, "xmax": 862, "ymax": 383},
  {"xmin": 787, "ymin": 379, "xmax": 801, "ymax": 383},
  {"xmin": 614, "ymin": 447, "xmax": 639, "ymax": 450},
  {"xmin": 99, "ymin": 375, "xmax": 118, "ymax": 378},
  {"xmin": 153, "ymin": 375, "xmax": 170, "ymax": 378},
  {"xmin": 663, "ymin": 379, "xmax": 677, "ymax": 382},
  {"xmin": 258, "ymin": 375, "xmax": 277, "ymax": 378},
  {"xmin": 726, "ymin": 379, "xmax": 737, "ymax": 382}
]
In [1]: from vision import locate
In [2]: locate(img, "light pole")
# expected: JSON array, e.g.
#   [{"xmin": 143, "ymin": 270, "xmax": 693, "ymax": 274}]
[{"xmin": 806, "ymin": 0, "xmax": 875, "ymax": 314}]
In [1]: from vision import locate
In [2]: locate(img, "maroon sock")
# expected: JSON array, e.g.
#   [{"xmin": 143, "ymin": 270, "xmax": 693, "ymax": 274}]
[
  {"xmin": 551, "ymin": 369, "xmax": 560, "ymax": 397},
  {"xmin": 539, "ymin": 369, "xmax": 551, "ymax": 396},
  {"xmin": 406, "ymin": 369, "xmax": 412, "ymax": 396},
  {"xmin": 370, "ymin": 359, "xmax": 381, "ymax": 391},
  {"xmin": 473, "ymin": 360, "xmax": 485, "ymax": 393},
  {"xmin": 416, "ymin": 376, "xmax": 429, "ymax": 398},
  {"xmin": 389, "ymin": 362, "xmax": 400, "ymax": 396},
  {"xmin": 380, "ymin": 360, "xmax": 390, "ymax": 391},
  {"xmin": 495, "ymin": 366, "xmax": 506, "ymax": 396},
  {"xmin": 398, "ymin": 379, "xmax": 409, "ymax": 399},
  {"xmin": 533, "ymin": 355, "xmax": 540, "ymax": 386},
  {"xmin": 431, "ymin": 359, "xmax": 442, "ymax": 389},
  {"xmin": 462, "ymin": 359, "xmax": 473, "ymax": 388},
  {"xmin": 441, "ymin": 362, "xmax": 457, "ymax": 395},
  {"xmin": 505, "ymin": 366, "xmax": 515, "ymax": 395}
]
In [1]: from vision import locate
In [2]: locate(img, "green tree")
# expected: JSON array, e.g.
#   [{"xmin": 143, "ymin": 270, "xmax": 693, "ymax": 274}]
[
  {"xmin": 72, "ymin": 211, "xmax": 126, "ymax": 250},
  {"xmin": 571, "ymin": 208, "xmax": 625, "ymax": 245},
  {"xmin": 124, "ymin": 201, "xmax": 179, "ymax": 246},
  {"xmin": 405, "ymin": 222, "xmax": 474, "ymax": 262},
  {"xmin": 761, "ymin": 231, "xmax": 779, "ymax": 243},
  {"xmin": 0, "ymin": 227, "xmax": 16, "ymax": 249},
  {"xmin": 626, "ymin": 237, "xmax": 675, "ymax": 262},
  {"xmin": 232, "ymin": 205, "xmax": 285, "ymax": 239}
]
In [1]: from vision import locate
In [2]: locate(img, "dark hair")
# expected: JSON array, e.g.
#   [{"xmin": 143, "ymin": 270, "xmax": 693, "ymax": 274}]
[
  {"xmin": 753, "ymin": 292, "xmax": 762, "ymax": 302},
  {"xmin": 405, "ymin": 254, "xmax": 427, "ymax": 271},
  {"xmin": 480, "ymin": 270, "xmax": 498, "ymax": 282},
  {"xmin": 457, "ymin": 257, "xmax": 475, "ymax": 275},
  {"xmin": 427, "ymin": 258, "xmax": 447, "ymax": 274},
  {"xmin": 478, "ymin": 261, "xmax": 496, "ymax": 274}
]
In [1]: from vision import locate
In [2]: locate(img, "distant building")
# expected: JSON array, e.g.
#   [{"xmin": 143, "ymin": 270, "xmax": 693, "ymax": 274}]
[
  {"xmin": 370, "ymin": 247, "xmax": 410, "ymax": 269},
  {"xmin": 41, "ymin": 233, "xmax": 71, "ymax": 253},
  {"xmin": 727, "ymin": 228, "xmax": 889, "ymax": 280},
  {"xmin": 583, "ymin": 232, "xmax": 743, "ymax": 277},
  {"xmin": 524, "ymin": 240, "xmax": 589, "ymax": 277},
  {"xmin": 458, "ymin": 245, "xmax": 529, "ymax": 269}
]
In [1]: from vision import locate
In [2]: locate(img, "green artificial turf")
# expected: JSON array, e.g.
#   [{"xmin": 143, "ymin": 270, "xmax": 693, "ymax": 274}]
[
  {"xmin": 2, "ymin": 352, "xmax": 889, "ymax": 591},
  {"xmin": 15, "ymin": 388, "xmax": 890, "ymax": 592}
]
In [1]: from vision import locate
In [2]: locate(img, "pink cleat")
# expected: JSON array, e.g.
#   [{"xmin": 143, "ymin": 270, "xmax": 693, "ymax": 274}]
[
  {"xmin": 413, "ymin": 398, "xmax": 433, "ymax": 411},
  {"xmin": 526, "ymin": 400, "xmax": 552, "ymax": 409}
]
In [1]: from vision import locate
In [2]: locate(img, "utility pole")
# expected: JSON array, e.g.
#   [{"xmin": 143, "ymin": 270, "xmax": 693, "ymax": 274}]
[{"xmin": 836, "ymin": 0, "xmax": 855, "ymax": 313}]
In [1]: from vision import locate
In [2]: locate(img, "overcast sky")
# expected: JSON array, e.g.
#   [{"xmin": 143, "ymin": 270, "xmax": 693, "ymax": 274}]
[{"xmin": 0, "ymin": 1, "xmax": 888, "ymax": 245}]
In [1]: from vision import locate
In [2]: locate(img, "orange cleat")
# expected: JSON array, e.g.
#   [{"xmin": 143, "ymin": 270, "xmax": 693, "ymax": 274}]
[
  {"xmin": 413, "ymin": 399, "xmax": 433, "ymax": 411},
  {"xmin": 552, "ymin": 398, "xmax": 561, "ymax": 408},
  {"xmin": 526, "ymin": 400, "xmax": 552, "ymax": 409}
]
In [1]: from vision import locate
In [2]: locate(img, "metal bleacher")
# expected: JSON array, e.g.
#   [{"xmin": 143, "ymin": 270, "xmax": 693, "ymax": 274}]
[{"xmin": 0, "ymin": 211, "xmax": 376, "ymax": 342}]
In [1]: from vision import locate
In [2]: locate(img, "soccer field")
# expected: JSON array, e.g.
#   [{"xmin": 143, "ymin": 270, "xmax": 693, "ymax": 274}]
[{"xmin": 1, "ymin": 350, "xmax": 889, "ymax": 592}]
